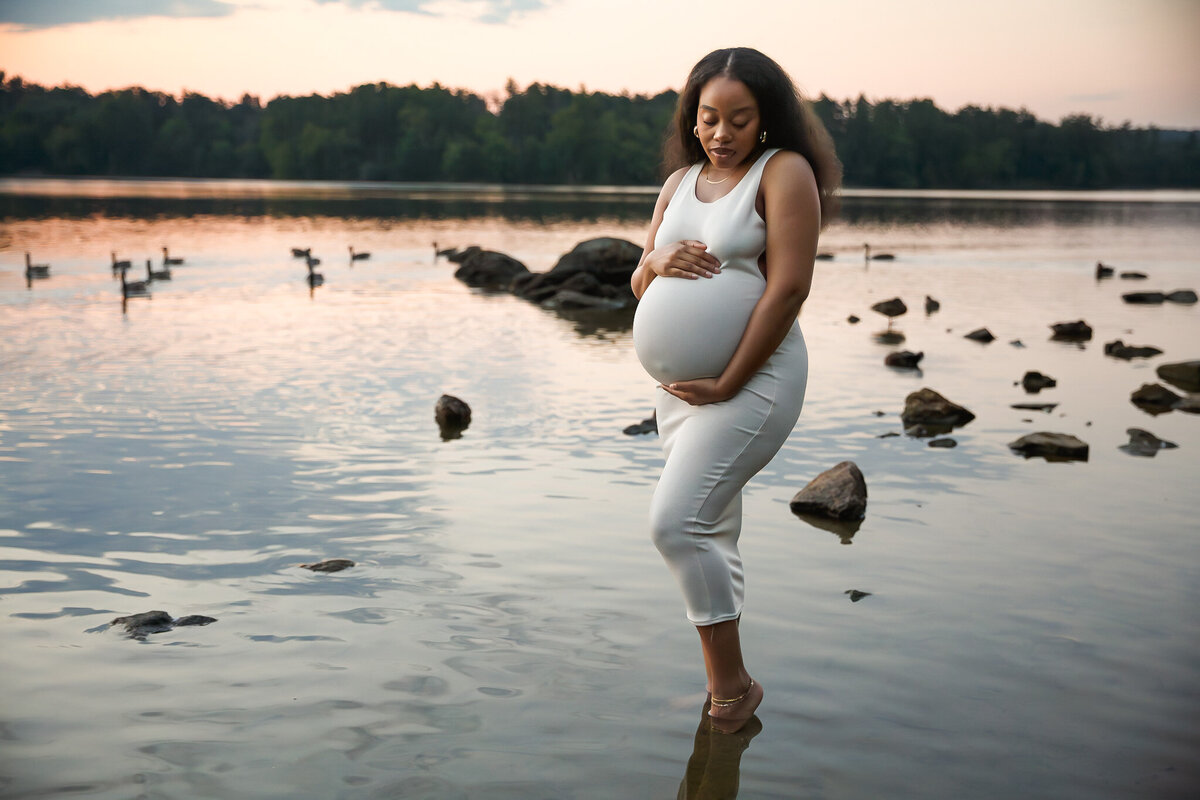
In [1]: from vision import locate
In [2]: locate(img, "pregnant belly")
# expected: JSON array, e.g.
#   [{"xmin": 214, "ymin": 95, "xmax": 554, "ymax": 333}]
[{"xmin": 632, "ymin": 270, "xmax": 763, "ymax": 385}]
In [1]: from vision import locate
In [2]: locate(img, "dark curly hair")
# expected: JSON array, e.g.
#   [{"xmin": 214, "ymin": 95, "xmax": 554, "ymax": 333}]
[{"xmin": 664, "ymin": 47, "xmax": 842, "ymax": 225}]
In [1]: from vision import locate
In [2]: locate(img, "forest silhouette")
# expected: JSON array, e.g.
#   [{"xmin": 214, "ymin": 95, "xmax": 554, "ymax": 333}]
[{"xmin": 2, "ymin": 73, "xmax": 1196, "ymax": 189}]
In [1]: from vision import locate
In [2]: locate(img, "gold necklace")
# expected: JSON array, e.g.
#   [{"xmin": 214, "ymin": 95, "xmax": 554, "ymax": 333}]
[{"xmin": 703, "ymin": 167, "xmax": 731, "ymax": 185}]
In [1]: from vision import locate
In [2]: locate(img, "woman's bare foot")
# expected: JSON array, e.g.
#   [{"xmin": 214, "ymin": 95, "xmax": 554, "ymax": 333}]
[{"xmin": 707, "ymin": 678, "xmax": 763, "ymax": 734}]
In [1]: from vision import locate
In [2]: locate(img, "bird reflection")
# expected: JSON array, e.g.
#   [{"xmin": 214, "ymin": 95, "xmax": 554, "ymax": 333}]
[{"xmin": 677, "ymin": 700, "xmax": 763, "ymax": 799}]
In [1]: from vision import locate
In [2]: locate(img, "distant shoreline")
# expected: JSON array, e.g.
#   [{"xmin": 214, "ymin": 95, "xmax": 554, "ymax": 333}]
[{"xmin": 3, "ymin": 177, "xmax": 1200, "ymax": 205}]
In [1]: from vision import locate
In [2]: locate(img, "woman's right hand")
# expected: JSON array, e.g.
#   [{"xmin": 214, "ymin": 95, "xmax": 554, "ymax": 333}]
[{"xmin": 644, "ymin": 240, "xmax": 721, "ymax": 280}]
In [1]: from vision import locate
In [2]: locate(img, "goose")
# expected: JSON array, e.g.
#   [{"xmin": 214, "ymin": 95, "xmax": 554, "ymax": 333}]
[
  {"xmin": 306, "ymin": 261, "xmax": 324, "ymax": 287},
  {"xmin": 291, "ymin": 247, "xmax": 311, "ymax": 258},
  {"xmin": 112, "ymin": 251, "xmax": 132, "ymax": 275},
  {"xmin": 146, "ymin": 258, "xmax": 171, "ymax": 281},
  {"xmin": 161, "ymin": 246, "xmax": 183, "ymax": 266},
  {"xmin": 863, "ymin": 243, "xmax": 895, "ymax": 261},
  {"xmin": 349, "ymin": 246, "xmax": 370, "ymax": 261},
  {"xmin": 24, "ymin": 252, "xmax": 50, "ymax": 279},
  {"xmin": 120, "ymin": 265, "xmax": 150, "ymax": 297}
]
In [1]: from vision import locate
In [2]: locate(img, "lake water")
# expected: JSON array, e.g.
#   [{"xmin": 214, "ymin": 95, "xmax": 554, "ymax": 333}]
[{"xmin": 1, "ymin": 180, "xmax": 1198, "ymax": 799}]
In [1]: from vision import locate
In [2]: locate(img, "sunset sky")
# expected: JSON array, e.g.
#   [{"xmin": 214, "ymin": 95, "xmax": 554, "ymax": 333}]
[{"xmin": 1, "ymin": 0, "xmax": 1197, "ymax": 128}]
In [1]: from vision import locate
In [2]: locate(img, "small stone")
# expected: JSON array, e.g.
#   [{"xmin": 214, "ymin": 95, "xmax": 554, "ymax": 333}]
[
  {"xmin": 877, "ymin": 431, "xmax": 900, "ymax": 438},
  {"xmin": 924, "ymin": 295, "xmax": 940, "ymax": 313},
  {"xmin": 790, "ymin": 461, "xmax": 868, "ymax": 521},
  {"xmin": 1009, "ymin": 432, "xmax": 1090, "ymax": 461},
  {"xmin": 1156, "ymin": 361, "xmax": 1200, "ymax": 393},
  {"xmin": 1009, "ymin": 339, "xmax": 1025, "ymax": 348},
  {"xmin": 300, "ymin": 559, "xmax": 356, "ymax": 573},
  {"xmin": 1118, "ymin": 428, "xmax": 1178, "ymax": 457},
  {"xmin": 1022, "ymin": 371, "xmax": 1057, "ymax": 393},
  {"xmin": 845, "ymin": 589, "xmax": 872, "ymax": 602},
  {"xmin": 872, "ymin": 410, "xmax": 887, "ymax": 417},
  {"xmin": 112, "ymin": 610, "xmax": 172, "ymax": 633},
  {"xmin": 928, "ymin": 437, "xmax": 957, "ymax": 448},
  {"xmin": 847, "ymin": 314, "xmax": 860, "ymax": 324},
  {"xmin": 623, "ymin": 413, "xmax": 657, "ymax": 436},
  {"xmin": 964, "ymin": 327, "xmax": 995, "ymax": 343},
  {"xmin": 884, "ymin": 350, "xmax": 924, "ymax": 369},
  {"xmin": 1050, "ymin": 320, "xmax": 1093, "ymax": 341}
]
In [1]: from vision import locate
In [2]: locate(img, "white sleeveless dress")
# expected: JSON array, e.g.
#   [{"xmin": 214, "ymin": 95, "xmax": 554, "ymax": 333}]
[{"xmin": 633, "ymin": 148, "xmax": 809, "ymax": 626}]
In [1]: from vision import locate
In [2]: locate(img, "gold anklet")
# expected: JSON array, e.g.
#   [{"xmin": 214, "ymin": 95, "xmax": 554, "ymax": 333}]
[{"xmin": 710, "ymin": 679, "xmax": 754, "ymax": 707}]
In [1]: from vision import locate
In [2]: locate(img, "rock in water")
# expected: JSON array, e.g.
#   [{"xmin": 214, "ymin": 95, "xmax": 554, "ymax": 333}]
[
  {"xmin": 622, "ymin": 413, "xmax": 657, "ymax": 436},
  {"xmin": 300, "ymin": 559, "xmax": 356, "ymax": 573},
  {"xmin": 1022, "ymin": 371, "xmax": 1057, "ymax": 393},
  {"xmin": 1009, "ymin": 432, "xmax": 1090, "ymax": 461},
  {"xmin": 964, "ymin": 328, "xmax": 995, "ymax": 343},
  {"xmin": 847, "ymin": 314, "xmax": 860, "ymax": 324},
  {"xmin": 1120, "ymin": 271, "xmax": 1148, "ymax": 279},
  {"xmin": 1104, "ymin": 340, "xmax": 1163, "ymax": 360},
  {"xmin": 884, "ymin": 350, "xmax": 924, "ymax": 369},
  {"xmin": 789, "ymin": 461, "xmax": 868, "ymax": 521},
  {"xmin": 1118, "ymin": 428, "xmax": 1178, "ymax": 457},
  {"xmin": 900, "ymin": 388, "xmax": 976, "ymax": 434},
  {"xmin": 845, "ymin": 589, "xmax": 872, "ymax": 602},
  {"xmin": 928, "ymin": 437, "xmax": 957, "ymax": 448},
  {"xmin": 174, "ymin": 615, "xmax": 218, "ymax": 626},
  {"xmin": 1131, "ymin": 383, "xmax": 1182, "ymax": 413},
  {"xmin": 871, "ymin": 297, "xmax": 907, "ymax": 320},
  {"xmin": 1122, "ymin": 292, "xmax": 1165, "ymax": 305},
  {"xmin": 924, "ymin": 295, "xmax": 940, "ymax": 313},
  {"xmin": 452, "ymin": 249, "xmax": 529, "ymax": 289},
  {"xmin": 1050, "ymin": 320, "xmax": 1093, "ymax": 341},
  {"xmin": 110, "ymin": 610, "xmax": 217, "ymax": 638},
  {"xmin": 1165, "ymin": 289, "xmax": 1198, "ymax": 304},
  {"xmin": 435, "ymin": 394, "xmax": 472, "ymax": 439},
  {"xmin": 1156, "ymin": 361, "xmax": 1200, "ymax": 392},
  {"xmin": 1011, "ymin": 402, "xmax": 1058, "ymax": 412}
]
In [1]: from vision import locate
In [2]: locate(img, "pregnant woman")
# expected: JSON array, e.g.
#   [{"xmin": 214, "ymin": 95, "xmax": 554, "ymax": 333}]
[{"xmin": 631, "ymin": 47, "xmax": 841, "ymax": 733}]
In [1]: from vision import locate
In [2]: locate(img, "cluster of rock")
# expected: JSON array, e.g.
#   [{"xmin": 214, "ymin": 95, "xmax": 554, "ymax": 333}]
[{"xmin": 447, "ymin": 238, "xmax": 642, "ymax": 311}]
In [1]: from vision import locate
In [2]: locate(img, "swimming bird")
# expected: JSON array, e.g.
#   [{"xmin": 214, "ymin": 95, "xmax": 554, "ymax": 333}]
[
  {"xmin": 112, "ymin": 251, "xmax": 132, "ymax": 275},
  {"xmin": 146, "ymin": 258, "xmax": 171, "ymax": 281},
  {"xmin": 120, "ymin": 265, "xmax": 150, "ymax": 298},
  {"xmin": 24, "ymin": 252, "xmax": 50, "ymax": 279},
  {"xmin": 1095, "ymin": 261, "xmax": 1114, "ymax": 278},
  {"xmin": 863, "ymin": 244, "xmax": 896, "ymax": 261},
  {"xmin": 291, "ymin": 247, "xmax": 311, "ymax": 258},
  {"xmin": 306, "ymin": 260, "xmax": 324, "ymax": 287},
  {"xmin": 162, "ymin": 246, "xmax": 183, "ymax": 266},
  {"xmin": 349, "ymin": 246, "xmax": 370, "ymax": 261}
]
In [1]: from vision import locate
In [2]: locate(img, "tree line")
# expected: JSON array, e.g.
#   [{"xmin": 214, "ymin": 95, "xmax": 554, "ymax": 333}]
[{"xmin": 1, "ymin": 72, "xmax": 1196, "ymax": 189}]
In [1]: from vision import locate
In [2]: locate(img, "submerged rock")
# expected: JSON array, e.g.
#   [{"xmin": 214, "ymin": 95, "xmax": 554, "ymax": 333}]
[
  {"xmin": 1122, "ymin": 291, "xmax": 1165, "ymax": 305},
  {"xmin": 900, "ymin": 388, "xmax": 975, "ymax": 435},
  {"xmin": 964, "ymin": 327, "xmax": 995, "ymax": 343},
  {"xmin": 885, "ymin": 350, "xmax": 924, "ymax": 369},
  {"xmin": 1009, "ymin": 432, "xmax": 1089, "ymax": 462},
  {"xmin": 1011, "ymin": 402, "xmax": 1058, "ymax": 412},
  {"xmin": 874, "ymin": 329, "xmax": 906, "ymax": 345},
  {"xmin": 1131, "ymin": 383, "xmax": 1182, "ymax": 414},
  {"xmin": 111, "ymin": 610, "xmax": 217, "ymax": 638},
  {"xmin": 1118, "ymin": 428, "xmax": 1178, "ymax": 457},
  {"xmin": 928, "ymin": 437, "xmax": 957, "ymax": 448},
  {"xmin": 299, "ymin": 559, "xmax": 356, "ymax": 573},
  {"xmin": 623, "ymin": 413, "xmax": 658, "ymax": 436},
  {"xmin": 1050, "ymin": 320, "xmax": 1093, "ymax": 341},
  {"xmin": 452, "ymin": 249, "xmax": 530, "ymax": 289},
  {"xmin": 1021, "ymin": 371, "xmax": 1057, "ymax": 393},
  {"xmin": 845, "ymin": 589, "xmax": 872, "ymax": 602},
  {"xmin": 1104, "ymin": 340, "xmax": 1163, "ymax": 360},
  {"xmin": 1156, "ymin": 361, "xmax": 1200, "ymax": 392},
  {"xmin": 789, "ymin": 461, "xmax": 867, "ymax": 521},
  {"xmin": 435, "ymin": 394, "xmax": 472, "ymax": 439}
]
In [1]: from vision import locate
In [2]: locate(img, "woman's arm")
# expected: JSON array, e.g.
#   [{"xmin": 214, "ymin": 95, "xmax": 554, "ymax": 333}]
[
  {"xmin": 660, "ymin": 152, "xmax": 820, "ymax": 405},
  {"xmin": 631, "ymin": 167, "xmax": 721, "ymax": 299}
]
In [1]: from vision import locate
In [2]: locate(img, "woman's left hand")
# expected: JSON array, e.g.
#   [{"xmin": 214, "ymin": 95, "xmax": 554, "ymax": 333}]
[{"xmin": 660, "ymin": 378, "xmax": 735, "ymax": 406}]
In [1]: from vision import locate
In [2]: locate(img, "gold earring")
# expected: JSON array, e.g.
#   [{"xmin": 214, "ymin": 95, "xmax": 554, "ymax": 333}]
[
  {"xmin": 693, "ymin": 126, "xmax": 699, "ymax": 138},
  {"xmin": 759, "ymin": 130, "xmax": 767, "ymax": 143}
]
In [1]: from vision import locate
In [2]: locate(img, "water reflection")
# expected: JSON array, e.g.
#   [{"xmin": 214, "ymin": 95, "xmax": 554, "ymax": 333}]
[{"xmin": 678, "ymin": 701, "xmax": 763, "ymax": 800}]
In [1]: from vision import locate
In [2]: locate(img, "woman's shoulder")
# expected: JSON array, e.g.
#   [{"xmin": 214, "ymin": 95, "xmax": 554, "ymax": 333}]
[
  {"xmin": 762, "ymin": 149, "xmax": 816, "ymax": 186},
  {"xmin": 653, "ymin": 165, "xmax": 694, "ymax": 211}
]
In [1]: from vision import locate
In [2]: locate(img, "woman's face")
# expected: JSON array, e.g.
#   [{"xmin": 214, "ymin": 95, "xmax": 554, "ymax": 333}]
[{"xmin": 695, "ymin": 76, "xmax": 761, "ymax": 171}]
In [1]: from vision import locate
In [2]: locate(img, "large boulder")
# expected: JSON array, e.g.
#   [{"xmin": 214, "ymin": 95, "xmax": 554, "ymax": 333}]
[
  {"xmin": 511, "ymin": 237, "xmax": 641, "ymax": 308},
  {"xmin": 1156, "ymin": 361, "xmax": 1200, "ymax": 392},
  {"xmin": 453, "ymin": 249, "xmax": 530, "ymax": 289},
  {"xmin": 900, "ymin": 388, "xmax": 975, "ymax": 435},
  {"xmin": 789, "ymin": 461, "xmax": 867, "ymax": 521},
  {"xmin": 1009, "ymin": 432, "xmax": 1089, "ymax": 462}
]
